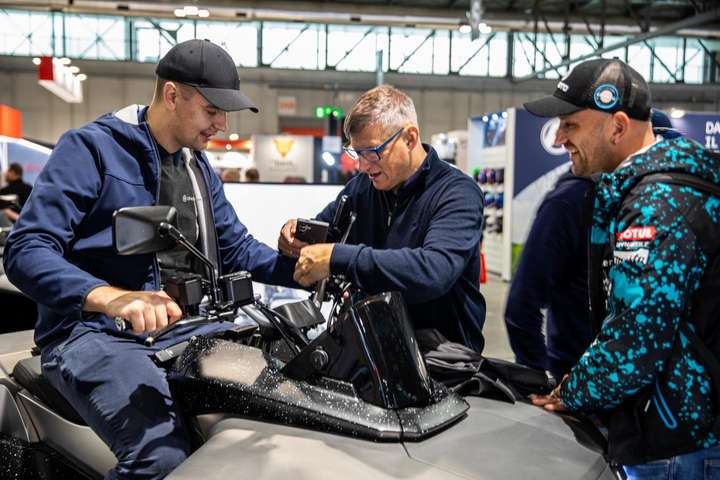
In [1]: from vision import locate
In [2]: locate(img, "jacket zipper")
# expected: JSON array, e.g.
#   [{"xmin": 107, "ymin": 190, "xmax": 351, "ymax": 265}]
[{"xmin": 145, "ymin": 122, "xmax": 162, "ymax": 290}]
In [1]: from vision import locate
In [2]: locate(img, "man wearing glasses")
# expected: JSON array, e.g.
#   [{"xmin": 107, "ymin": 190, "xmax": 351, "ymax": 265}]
[{"xmin": 279, "ymin": 85, "xmax": 486, "ymax": 352}]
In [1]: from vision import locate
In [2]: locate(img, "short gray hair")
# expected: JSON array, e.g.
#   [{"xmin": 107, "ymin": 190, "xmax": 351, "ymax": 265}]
[{"xmin": 343, "ymin": 85, "xmax": 418, "ymax": 138}]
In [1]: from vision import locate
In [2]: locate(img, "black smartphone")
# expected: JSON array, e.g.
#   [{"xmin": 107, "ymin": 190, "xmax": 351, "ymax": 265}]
[{"xmin": 295, "ymin": 218, "xmax": 329, "ymax": 244}]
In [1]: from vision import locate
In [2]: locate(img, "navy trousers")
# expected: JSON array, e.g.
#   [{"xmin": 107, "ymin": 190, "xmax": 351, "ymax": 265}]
[{"xmin": 41, "ymin": 322, "xmax": 232, "ymax": 479}]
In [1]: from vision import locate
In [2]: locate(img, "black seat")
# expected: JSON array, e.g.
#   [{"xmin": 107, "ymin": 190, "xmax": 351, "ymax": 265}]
[{"xmin": 12, "ymin": 356, "xmax": 86, "ymax": 425}]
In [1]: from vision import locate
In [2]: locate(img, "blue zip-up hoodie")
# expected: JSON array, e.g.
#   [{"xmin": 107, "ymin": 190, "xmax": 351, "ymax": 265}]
[
  {"xmin": 4, "ymin": 105, "xmax": 296, "ymax": 348},
  {"xmin": 315, "ymin": 146, "xmax": 486, "ymax": 352},
  {"xmin": 505, "ymin": 170, "xmax": 595, "ymax": 378}
]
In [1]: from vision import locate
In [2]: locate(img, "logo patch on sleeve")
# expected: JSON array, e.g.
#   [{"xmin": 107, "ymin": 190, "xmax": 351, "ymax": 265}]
[{"xmin": 617, "ymin": 226, "xmax": 656, "ymax": 242}]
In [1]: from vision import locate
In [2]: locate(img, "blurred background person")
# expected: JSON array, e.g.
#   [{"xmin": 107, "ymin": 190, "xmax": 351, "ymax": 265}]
[
  {"xmin": 0, "ymin": 163, "xmax": 32, "ymax": 223},
  {"xmin": 244, "ymin": 166, "xmax": 260, "ymax": 182}
]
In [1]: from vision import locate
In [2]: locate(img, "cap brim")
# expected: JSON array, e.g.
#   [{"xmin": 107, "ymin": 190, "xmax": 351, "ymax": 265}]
[
  {"xmin": 523, "ymin": 95, "xmax": 583, "ymax": 118},
  {"xmin": 196, "ymin": 86, "xmax": 259, "ymax": 113}
]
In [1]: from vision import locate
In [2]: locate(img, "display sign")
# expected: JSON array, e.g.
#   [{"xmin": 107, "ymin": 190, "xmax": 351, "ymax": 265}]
[
  {"xmin": 671, "ymin": 112, "xmax": 720, "ymax": 152},
  {"xmin": 0, "ymin": 136, "xmax": 51, "ymax": 187},
  {"xmin": 0, "ymin": 105, "xmax": 22, "ymax": 138},
  {"xmin": 251, "ymin": 134, "xmax": 314, "ymax": 183},
  {"xmin": 277, "ymin": 96, "xmax": 297, "ymax": 116},
  {"xmin": 314, "ymin": 105, "xmax": 343, "ymax": 119},
  {"xmin": 321, "ymin": 136, "xmax": 342, "ymax": 154},
  {"xmin": 37, "ymin": 57, "xmax": 83, "ymax": 103}
]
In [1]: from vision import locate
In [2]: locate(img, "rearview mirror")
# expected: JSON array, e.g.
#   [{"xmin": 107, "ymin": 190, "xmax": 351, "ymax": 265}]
[{"xmin": 112, "ymin": 206, "xmax": 178, "ymax": 255}]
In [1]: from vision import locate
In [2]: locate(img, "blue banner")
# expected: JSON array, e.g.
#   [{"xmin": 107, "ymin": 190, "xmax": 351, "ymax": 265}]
[
  {"xmin": 671, "ymin": 113, "xmax": 720, "ymax": 152},
  {"xmin": 512, "ymin": 109, "xmax": 569, "ymax": 196}
]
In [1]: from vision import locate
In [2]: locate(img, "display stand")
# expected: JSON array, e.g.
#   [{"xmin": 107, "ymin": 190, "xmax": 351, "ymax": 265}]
[{"xmin": 467, "ymin": 110, "xmax": 515, "ymax": 281}]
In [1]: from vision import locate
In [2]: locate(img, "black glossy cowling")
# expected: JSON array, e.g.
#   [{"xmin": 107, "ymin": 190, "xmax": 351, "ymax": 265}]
[
  {"xmin": 283, "ymin": 291, "xmax": 431, "ymax": 409},
  {"xmin": 169, "ymin": 291, "xmax": 468, "ymax": 441}
]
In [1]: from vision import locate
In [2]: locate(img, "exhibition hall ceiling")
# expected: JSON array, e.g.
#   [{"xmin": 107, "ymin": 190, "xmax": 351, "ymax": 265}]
[{"xmin": 0, "ymin": 0, "xmax": 713, "ymax": 26}]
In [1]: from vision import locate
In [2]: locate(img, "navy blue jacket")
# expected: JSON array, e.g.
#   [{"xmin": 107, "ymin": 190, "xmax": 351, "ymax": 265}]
[
  {"xmin": 504, "ymin": 170, "xmax": 595, "ymax": 378},
  {"xmin": 316, "ymin": 146, "xmax": 486, "ymax": 352},
  {"xmin": 4, "ymin": 105, "xmax": 296, "ymax": 348}
]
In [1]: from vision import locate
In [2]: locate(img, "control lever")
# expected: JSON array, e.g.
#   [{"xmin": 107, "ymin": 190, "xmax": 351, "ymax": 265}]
[
  {"xmin": 312, "ymin": 211, "xmax": 356, "ymax": 306},
  {"xmin": 114, "ymin": 314, "xmax": 208, "ymax": 346}
]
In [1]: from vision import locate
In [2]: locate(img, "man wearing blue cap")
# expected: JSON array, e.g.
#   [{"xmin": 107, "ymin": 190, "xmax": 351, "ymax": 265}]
[
  {"xmin": 4, "ymin": 39, "xmax": 296, "ymax": 479},
  {"xmin": 526, "ymin": 58, "xmax": 720, "ymax": 479}
]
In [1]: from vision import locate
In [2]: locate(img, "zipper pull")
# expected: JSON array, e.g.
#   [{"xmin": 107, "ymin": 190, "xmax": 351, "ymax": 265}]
[{"xmin": 387, "ymin": 211, "xmax": 392, "ymax": 227}]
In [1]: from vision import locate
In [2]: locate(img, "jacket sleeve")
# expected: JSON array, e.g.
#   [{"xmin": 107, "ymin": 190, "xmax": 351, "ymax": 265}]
[
  {"xmin": 560, "ymin": 184, "xmax": 710, "ymax": 413},
  {"xmin": 3, "ymin": 130, "xmax": 108, "ymax": 315},
  {"xmin": 205, "ymin": 159, "xmax": 297, "ymax": 288},
  {"xmin": 329, "ymin": 179, "xmax": 483, "ymax": 303},
  {"xmin": 504, "ymin": 197, "xmax": 577, "ymax": 372}
]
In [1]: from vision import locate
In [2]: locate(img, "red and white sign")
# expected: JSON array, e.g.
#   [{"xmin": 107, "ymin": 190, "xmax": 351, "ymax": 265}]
[
  {"xmin": 37, "ymin": 57, "xmax": 83, "ymax": 103},
  {"xmin": 617, "ymin": 226, "xmax": 656, "ymax": 241},
  {"xmin": 277, "ymin": 96, "xmax": 297, "ymax": 116}
]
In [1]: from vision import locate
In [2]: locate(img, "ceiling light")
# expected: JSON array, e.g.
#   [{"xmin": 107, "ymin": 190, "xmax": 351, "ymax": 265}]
[
  {"xmin": 479, "ymin": 23, "xmax": 492, "ymax": 34},
  {"xmin": 69, "ymin": 66, "xmax": 80, "ymax": 74},
  {"xmin": 184, "ymin": 6, "xmax": 199, "ymax": 15},
  {"xmin": 174, "ymin": 8, "xmax": 186, "ymax": 17},
  {"xmin": 459, "ymin": 24, "xmax": 471, "ymax": 34},
  {"xmin": 225, "ymin": 144, "xmax": 232, "ymax": 150},
  {"xmin": 59, "ymin": 57, "xmax": 71, "ymax": 65},
  {"xmin": 670, "ymin": 108, "xmax": 686, "ymax": 119},
  {"xmin": 32, "ymin": 57, "xmax": 41, "ymax": 66},
  {"xmin": 76, "ymin": 74, "xmax": 87, "ymax": 81},
  {"xmin": 229, "ymin": 133, "xmax": 239, "ymax": 141},
  {"xmin": 198, "ymin": 9, "xmax": 210, "ymax": 18},
  {"xmin": 322, "ymin": 152, "xmax": 336, "ymax": 167}
]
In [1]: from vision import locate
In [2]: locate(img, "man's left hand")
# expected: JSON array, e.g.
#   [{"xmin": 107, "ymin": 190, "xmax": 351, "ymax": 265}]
[
  {"xmin": 294, "ymin": 244, "xmax": 334, "ymax": 287},
  {"xmin": 530, "ymin": 393, "xmax": 566, "ymax": 412},
  {"xmin": 530, "ymin": 374, "xmax": 568, "ymax": 412}
]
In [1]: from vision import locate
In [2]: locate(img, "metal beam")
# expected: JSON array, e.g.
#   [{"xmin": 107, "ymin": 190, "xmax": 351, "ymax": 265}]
[
  {"xmin": 520, "ymin": 32, "xmax": 564, "ymax": 78},
  {"xmin": 456, "ymin": 33, "xmax": 496, "ymax": 74},
  {"xmin": 267, "ymin": 24, "xmax": 311, "ymax": 66},
  {"xmin": 515, "ymin": 7, "xmax": 720, "ymax": 82},
  {"xmin": 393, "ymin": 30, "xmax": 435, "ymax": 72},
  {"xmin": 330, "ymin": 26, "xmax": 375, "ymax": 69}
]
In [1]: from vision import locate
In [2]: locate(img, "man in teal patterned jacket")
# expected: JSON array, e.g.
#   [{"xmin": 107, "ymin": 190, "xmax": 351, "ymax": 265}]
[{"xmin": 525, "ymin": 58, "xmax": 720, "ymax": 480}]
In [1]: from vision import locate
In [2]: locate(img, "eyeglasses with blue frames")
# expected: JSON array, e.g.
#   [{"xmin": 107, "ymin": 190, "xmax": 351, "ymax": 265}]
[{"xmin": 343, "ymin": 128, "xmax": 404, "ymax": 163}]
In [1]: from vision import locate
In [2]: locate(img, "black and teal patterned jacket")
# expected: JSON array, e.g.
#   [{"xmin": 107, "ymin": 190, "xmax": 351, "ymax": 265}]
[{"xmin": 559, "ymin": 136, "xmax": 720, "ymax": 456}]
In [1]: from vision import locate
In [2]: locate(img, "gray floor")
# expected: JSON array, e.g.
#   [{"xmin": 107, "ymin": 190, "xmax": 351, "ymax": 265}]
[{"xmin": 479, "ymin": 274, "xmax": 514, "ymax": 361}]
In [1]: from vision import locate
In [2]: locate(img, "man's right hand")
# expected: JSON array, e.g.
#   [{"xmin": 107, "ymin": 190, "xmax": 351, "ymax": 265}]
[
  {"xmin": 278, "ymin": 219, "xmax": 309, "ymax": 258},
  {"xmin": 84, "ymin": 286, "xmax": 183, "ymax": 334}
]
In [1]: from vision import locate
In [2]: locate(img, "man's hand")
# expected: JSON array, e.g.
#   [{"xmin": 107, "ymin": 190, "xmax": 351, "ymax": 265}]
[
  {"xmin": 84, "ymin": 286, "xmax": 183, "ymax": 334},
  {"xmin": 530, "ymin": 374, "xmax": 568, "ymax": 412},
  {"xmin": 3, "ymin": 208, "xmax": 18, "ymax": 222},
  {"xmin": 530, "ymin": 393, "xmax": 567, "ymax": 412},
  {"xmin": 278, "ymin": 219, "xmax": 309, "ymax": 258},
  {"xmin": 294, "ymin": 244, "xmax": 334, "ymax": 287}
]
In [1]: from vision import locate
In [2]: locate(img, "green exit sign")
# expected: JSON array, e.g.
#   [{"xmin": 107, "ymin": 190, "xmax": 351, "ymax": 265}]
[{"xmin": 315, "ymin": 105, "xmax": 344, "ymax": 118}]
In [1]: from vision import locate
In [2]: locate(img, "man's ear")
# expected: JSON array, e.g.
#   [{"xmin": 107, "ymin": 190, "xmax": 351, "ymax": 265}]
[
  {"xmin": 404, "ymin": 125, "xmax": 420, "ymax": 150},
  {"xmin": 163, "ymin": 81, "xmax": 180, "ymax": 111},
  {"xmin": 610, "ymin": 111, "xmax": 630, "ymax": 145}
]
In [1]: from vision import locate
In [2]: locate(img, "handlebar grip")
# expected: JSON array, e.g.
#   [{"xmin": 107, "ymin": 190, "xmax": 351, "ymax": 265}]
[{"xmin": 144, "ymin": 315, "xmax": 207, "ymax": 346}]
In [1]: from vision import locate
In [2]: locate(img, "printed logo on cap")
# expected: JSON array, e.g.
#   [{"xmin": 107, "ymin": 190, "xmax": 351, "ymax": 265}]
[
  {"xmin": 593, "ymin": 83, "xmax": 620, "ymax": 110},
  {"xmin": 540, "ymin": 117, "xmax": 566, "ymax": 156}
]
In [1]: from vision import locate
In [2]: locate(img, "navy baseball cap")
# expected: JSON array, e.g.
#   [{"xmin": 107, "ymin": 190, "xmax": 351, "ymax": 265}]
[
  {"xmin": 156, "ymin": 39, "xmax": 258, "ymax": 113},
  {"xmin": 524, "ymin": 58, "xmax": 651, "ymax": 120},
  {"xmin": 651, "ymin": 108, "xmax": 682, "ymax": 139}
]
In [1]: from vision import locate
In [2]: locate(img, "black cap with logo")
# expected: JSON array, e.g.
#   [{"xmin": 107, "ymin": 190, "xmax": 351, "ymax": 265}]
[
  {"xmin": 523, "ymin": 58, "xmax": 651, "ymax": 120},
  {"xmin": 156, "ymin": 39, "xmax": 258, "ymax": 113}
]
